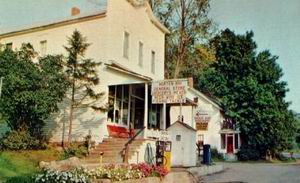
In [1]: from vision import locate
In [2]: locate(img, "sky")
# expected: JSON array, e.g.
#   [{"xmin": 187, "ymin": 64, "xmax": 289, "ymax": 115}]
[{"xmin": 0, "ymin": 0, "xmax": 299, "ymax": 112}]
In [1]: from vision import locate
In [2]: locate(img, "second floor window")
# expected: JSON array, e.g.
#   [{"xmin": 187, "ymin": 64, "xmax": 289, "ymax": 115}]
[
  {"xmin": 151, "ymin": 51, "xmax": 155, "ymax": 74},
  {"xmin": 5, "ymin": 43, "xmax": 13, "ymax": 50},
  {"xmin": 40, "ymin": 40, "xmax": 47, "ymax": 56},
  {"xmin": 138, "ymin": 41, "xmax": 143, "ymax": 67},
  {"xmin": 123, "ymin": 31, "xmax": 130, "ymax": 59}
]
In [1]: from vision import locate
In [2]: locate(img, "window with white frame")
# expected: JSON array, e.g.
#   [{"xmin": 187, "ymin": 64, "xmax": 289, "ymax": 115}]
[
  {"xmin": 151, "ymin": 51, "xmax": 155, "ymax": 74},
  {"xmin": 40, "ymin": 40, "xmax": 47, "ymax": 56},
  {"xmin": 138, "ymin": 41, "xmax": 143, "ymax": 67},
  {"xmin": 123, "ymin": 31, "xmax": 130, "ymax": 58}
]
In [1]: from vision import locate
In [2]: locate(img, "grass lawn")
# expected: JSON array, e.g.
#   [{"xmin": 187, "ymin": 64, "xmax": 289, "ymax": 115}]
[{"xmin": 0, "ymin": 149, "xmax": 61, "ymax": 182}]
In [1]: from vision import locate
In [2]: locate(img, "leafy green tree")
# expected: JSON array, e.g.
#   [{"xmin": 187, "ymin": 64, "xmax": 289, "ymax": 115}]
[
  {"xmin": 198, "ymin": 29, "xmax": 297, "ymax": 158},
  {"xmin": 0, "ymin": 44, "xmax": 68, "ymax": 139},
  {"xmin": 64, "ymin": 30, "xmax": 104, "ymax": 144},
  {"xmin": 150, "ymin": 0, "xmax": 214, "ymax": 79}
]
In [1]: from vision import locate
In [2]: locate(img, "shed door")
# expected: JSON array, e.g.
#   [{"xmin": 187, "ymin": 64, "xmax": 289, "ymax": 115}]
[{"xmin": 172, "ymin": 134, "xmax": 184, "ymax": 166}]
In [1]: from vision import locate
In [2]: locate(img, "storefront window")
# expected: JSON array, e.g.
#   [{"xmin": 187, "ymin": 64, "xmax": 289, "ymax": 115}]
[
  {"xmin": 108, "ymin": 84, "xmax": 145, "ymax": 128},
  {"xmin": 148, "ymin": 104, "xmax": 161, "ymax": 129},
  {"xmin": 107, "ymin": 87, "xmax": 115, "ymax": 123},
  {"xmin": 108, "ymin": 85, "xmax": 129, "ymax": 126}
]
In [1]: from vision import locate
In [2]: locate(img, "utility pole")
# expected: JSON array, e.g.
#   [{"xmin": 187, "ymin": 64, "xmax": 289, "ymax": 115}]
[{"xmin": 0, "ymin": 77, "xmax": 3, "ymax": 98}]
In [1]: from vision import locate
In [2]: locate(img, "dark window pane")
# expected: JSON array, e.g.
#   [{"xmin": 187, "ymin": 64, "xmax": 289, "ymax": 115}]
[
  {"xmin": 235, "ymin": 134, "xmax": 239, "ymax": 149},
  {"xmin": 221, "ymin": 134, "xmax": 226, "ymax": 149}
]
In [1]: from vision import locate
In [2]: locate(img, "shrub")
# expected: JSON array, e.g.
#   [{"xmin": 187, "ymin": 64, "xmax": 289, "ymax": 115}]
[
  {"xmin": 61, "ymin": 143, "xmax": 88, "ymax": 160},
  {"xmin": 0, "ymin": 130, "xmax": 45, "ymax": 151},
  {"xmin": 34, "ymin": 163, "xmax": 169, "ymax": 182},
  {"xmin": 237, "ymin": 146, "xmax": 260, "ymax": 161},
  {"xmin": 211, "ymin": 148, "xmax": 224, "ymax": 161},
  {"xmin": 5, "ymin": 175, "xmax": 34, "ymax": 183}
]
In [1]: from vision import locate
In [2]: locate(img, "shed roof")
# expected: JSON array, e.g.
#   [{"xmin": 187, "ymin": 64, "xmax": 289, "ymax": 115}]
[{"xmin": 167, "ymin": 121, "xmax": 197, "ymax": 132}]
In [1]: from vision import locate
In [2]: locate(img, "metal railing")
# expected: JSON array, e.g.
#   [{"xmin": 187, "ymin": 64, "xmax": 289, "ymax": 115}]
[{"xmin": 123, "ymin": 126, "xmax": 146, "ymax": 163}]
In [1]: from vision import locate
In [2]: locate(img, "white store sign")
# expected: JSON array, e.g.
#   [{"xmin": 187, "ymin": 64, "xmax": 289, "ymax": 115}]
[{"xmin": 151, "ymin": 79, "xmax": 188, "ymax": 104}]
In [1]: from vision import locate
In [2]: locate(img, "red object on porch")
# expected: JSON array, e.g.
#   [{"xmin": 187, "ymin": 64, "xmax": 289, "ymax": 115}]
[{"xmin": 107, "ymin": 125, "xmax": 135, "ymax": 138}]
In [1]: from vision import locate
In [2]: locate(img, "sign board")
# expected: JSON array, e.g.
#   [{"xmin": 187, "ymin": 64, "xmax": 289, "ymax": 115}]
[
  {"xmin": 194, "ymin": 105, "xmax": 213, "ymax": 130},
  {"xmin": 159, "ymin": 130, "xmax": 170, "ymax": 141},
  {"xmin": 151, "ymin": 79, "xmax": 188, "ymax": 104}
]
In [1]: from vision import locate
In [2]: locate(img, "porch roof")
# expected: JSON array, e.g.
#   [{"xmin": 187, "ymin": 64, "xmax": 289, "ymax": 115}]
[
  {"xmin": 219, "ymin": 129, "xmax": 240, "ymax": 134},
  {"xmin": 105, "ymin": 61, "xmax": 152, "ymax": 81}
]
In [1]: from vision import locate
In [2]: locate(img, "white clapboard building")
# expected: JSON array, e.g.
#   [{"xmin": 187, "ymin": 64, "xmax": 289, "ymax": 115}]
[
  {"xmin": 168, "ymin": 87, "xmax": 241, "ymax": 165},
  {"xmin": 0, "ymin": 0, "xmax": 239, "ymax": 165}
]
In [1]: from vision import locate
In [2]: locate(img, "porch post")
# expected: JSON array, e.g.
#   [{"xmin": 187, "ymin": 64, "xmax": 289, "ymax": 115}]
[
  {"xmin": 233, "ymin": 134, "xmax": 235, "ymax": 152},
  {"xmin": 163, "ymin": 103, "xmax": 166, "ymax": 130},
  {"xmin": 143, "ymin": 83, "xmax": 148, "ymax": 137},
  {"xmin": 238, "ymin": 133, "xmax": 240, "ymax": 149}
]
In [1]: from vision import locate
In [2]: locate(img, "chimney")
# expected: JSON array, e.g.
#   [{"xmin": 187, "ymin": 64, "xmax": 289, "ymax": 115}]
[{"xmin": 71, "ymin": 7, "xmax": 80, "ymax": 16}]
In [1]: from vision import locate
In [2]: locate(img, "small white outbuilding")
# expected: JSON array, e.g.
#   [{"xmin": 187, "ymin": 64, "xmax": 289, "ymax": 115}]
[{"xmin": 167, "ymin": 121, "xmax": 197, "ymax": 167}]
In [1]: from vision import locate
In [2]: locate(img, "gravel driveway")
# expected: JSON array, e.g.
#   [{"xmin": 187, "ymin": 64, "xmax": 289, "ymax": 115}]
[{"xmin": 202, "ymin": 162, "xmax": 300, "ymax": 183}]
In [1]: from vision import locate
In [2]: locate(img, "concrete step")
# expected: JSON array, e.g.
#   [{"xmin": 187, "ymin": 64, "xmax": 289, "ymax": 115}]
[{"xmin": 86, "ymin": 137, "xmax": 146, "ymax": 164}]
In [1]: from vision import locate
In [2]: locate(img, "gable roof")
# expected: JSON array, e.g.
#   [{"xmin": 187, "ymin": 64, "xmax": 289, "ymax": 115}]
[
  {"xmin": 0, "ymin": 0, "xmax": 169, "ymax": 38},
  {"xmin": 167, "ymin": 121, "xmax": 197, "ymax": 132},
  {"xmin": 0, "ymin": 10, "xmax": 107, "ymax": 38},
  {"xmin": 188, "ymin": 87, "xmax": 223, "ymax": 110}
]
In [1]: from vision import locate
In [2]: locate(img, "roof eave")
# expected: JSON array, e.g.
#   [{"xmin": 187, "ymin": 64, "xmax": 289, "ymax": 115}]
[{"xmin": 0, "ymin": 10, "xmax": 107, "ymax": 39}]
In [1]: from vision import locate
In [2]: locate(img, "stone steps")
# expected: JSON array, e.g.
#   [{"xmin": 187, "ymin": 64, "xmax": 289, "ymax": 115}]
[{"xmin": 85, "ymin": 137, "xmax": 145, "ymax": 164}]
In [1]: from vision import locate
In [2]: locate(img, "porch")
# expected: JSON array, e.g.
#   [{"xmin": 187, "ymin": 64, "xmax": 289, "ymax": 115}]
[{"xmin": 106, "ymin": 82, "xmax": 170, "ymax": 140}]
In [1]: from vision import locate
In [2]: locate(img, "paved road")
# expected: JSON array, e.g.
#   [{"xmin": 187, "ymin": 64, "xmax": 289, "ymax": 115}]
[{"xmin": 202, "ymin": 162, "xmax": 300, "ymax": 183}]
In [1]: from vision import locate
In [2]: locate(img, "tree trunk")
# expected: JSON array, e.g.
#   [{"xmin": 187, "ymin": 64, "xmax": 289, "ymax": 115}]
[
  {"xmin": 173, "ymin": 0, "xmax": 186, "ymax": 79},
  {"xmin": 67, "ymin": 80, "xmax": 75, "ymax": 145}
]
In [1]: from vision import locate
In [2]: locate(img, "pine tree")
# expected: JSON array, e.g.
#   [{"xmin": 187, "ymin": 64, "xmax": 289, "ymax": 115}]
[{"xmin": 64, "ymin": 30, "xmax": 104, "ymax": 144}]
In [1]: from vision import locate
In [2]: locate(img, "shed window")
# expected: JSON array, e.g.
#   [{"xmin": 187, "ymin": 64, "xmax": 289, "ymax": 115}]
[{"xmin": 176, "ymin": 135, "xmax": 181, "ymax": 141}]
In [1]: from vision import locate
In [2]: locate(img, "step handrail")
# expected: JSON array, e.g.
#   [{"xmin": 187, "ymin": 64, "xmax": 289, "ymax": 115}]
[
  {"xmin": 125, "ymin": 126, "xmax": 146, "ymax": 147},
  {"xmin": 123, "ymin": 126, "xmax": 146, "ymax": 163}
]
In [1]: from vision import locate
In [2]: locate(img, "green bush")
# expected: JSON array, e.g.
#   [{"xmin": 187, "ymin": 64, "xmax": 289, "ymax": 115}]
[
  {"xmin": 211, "ymin": 148, "xmax": 224, "ymax": 161},
  {"xmin": 5, "ymin": 175, "xmax": 34, "ymax": 183},
  {"xmin": 237, "ymin": 146, "xmax": 260, "ymax": 161},
  {"xmin": 61, "ymin": 144, "xmax": 88, "ymax": 160},
  {"xmin": 0, "ymin": 130, "xmax": 45, "ymax": 151}
]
